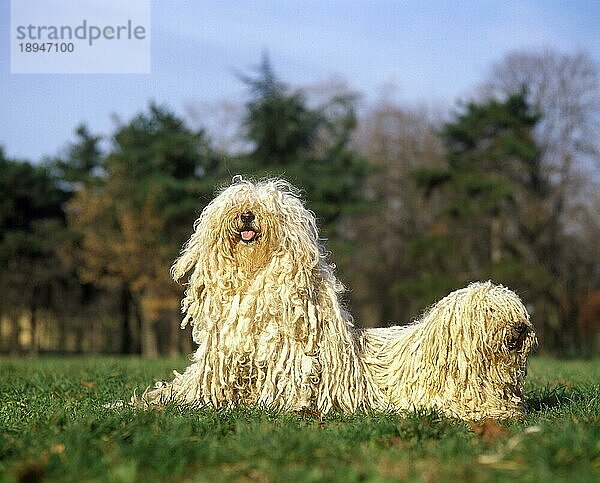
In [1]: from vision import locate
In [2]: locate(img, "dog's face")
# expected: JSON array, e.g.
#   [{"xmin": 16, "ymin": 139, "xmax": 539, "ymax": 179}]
[
  {"xmin": 431, "ymin": 282, "xmax": 537, "ymax": 367},
  {"xmin": 171, "ymin": 177, "xmax": 322, "ymax": 284},
  {"xmin": 218, "ymin": 182, "xmax": 282, "ymax": 257},
  {"xmin": 205, "ymin": 179, "xmax": 320, "ymax": 272},
  {"xmin": 504, "ymin": 319, "xmax": 536, "ymax": 353},
  {"xmin": 489, "ymin": 307, "xmax": 536, "ymax": 358},
  {"xmin": 228, "ymin": 200, "xmax": 277, "ymax": 273}
]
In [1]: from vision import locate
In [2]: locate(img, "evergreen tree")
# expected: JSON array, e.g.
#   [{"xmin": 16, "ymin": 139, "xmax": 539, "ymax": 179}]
[
  {"xmin": 241, "ymin": 54, "xmax": 321, "ymax": 168},
  {"xmin": 0, "ymin": 149, "xmax": 71, "ymax": 353},
  {"xmin": 52, "ymin": 124, "xmax": 103, "ymax": 188},
  {"xmin": 66, "ymin": 104, "xmax": 219, "ymax": 355},
  {"xmin": 405, "ymin": 92, "xmax": 552, "ymax": 308},
  {"xmin": 237, "ymin": 54, "xmax": 367, "ymax": 232}
]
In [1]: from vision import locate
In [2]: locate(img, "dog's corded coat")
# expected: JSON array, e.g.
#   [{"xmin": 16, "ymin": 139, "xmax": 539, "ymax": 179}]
[
  {"xmin": 137, "ymin": 178, "xmax": 536, "ymax": 420},
  {"xmin": 360, "ymin": 282, "xmax": 536, "ymax": 419},
  {"xmin": 143, "ymin": 178, "xmax": 386, "ymax": 413}
]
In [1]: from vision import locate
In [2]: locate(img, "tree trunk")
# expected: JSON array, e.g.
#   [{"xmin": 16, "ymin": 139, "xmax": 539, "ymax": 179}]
[
  {"xmin": 120, "ymin": 285, "xmax": 137, "ymax": 354},
  {"xmin": 490, "ymin": 217, "xmax": 502, "ymax": 263},
  {"xmin": 9, "ymin": 315, "xmax": 20, "ymax": 355},
  {"xmin": 135, "ymin": 297, "xmax": 158, "ymax": 358},
  {"xmin": 168, "ymin": 313, "xmax": 182, "ymax": 356},
  {"xmin": 30, "ymin": 303, "xmax": 39, "ymax": 356}
]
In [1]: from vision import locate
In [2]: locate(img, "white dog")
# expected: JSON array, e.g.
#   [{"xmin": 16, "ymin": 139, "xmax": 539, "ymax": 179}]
[
  {"xmin": 138, "ymin": 177, "xmax": 536, "ymax": 420},
  {"xmin": 360, "ymin": 282, "xmax": 536, "ymax": 419}
]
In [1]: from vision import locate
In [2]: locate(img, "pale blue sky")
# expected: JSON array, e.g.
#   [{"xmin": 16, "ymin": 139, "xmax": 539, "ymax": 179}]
[{"xmin": 2, "ymin": 0, "xmax": 599, "ymax": 162}]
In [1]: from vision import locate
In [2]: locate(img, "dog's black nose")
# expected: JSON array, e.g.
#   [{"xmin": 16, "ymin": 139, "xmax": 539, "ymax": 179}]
[{"xmin": 241, "ymin": 212, "xmax": 255, "ymax": 224}]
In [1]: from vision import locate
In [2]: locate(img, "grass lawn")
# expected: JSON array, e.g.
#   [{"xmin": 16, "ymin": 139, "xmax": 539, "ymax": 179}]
[{"xmin": 0, "ymin": 356, "xmax": 598, "ymax": 482}]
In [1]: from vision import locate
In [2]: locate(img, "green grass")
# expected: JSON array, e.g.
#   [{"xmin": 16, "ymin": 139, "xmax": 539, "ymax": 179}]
[{"xmin": 1, "ymin": 357, "xmax": 598, "ymax": 482}]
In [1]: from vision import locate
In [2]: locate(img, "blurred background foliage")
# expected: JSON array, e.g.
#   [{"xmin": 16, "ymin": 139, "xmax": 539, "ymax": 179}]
[{"xmin": 1, "ymin": 49, "xmax": 599, "ymax": 357}]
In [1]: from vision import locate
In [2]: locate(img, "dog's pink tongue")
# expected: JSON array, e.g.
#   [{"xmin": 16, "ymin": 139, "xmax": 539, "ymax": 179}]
[{"xmin": 241, "ymin": 230, "xmax": 255, "ymax": 241}]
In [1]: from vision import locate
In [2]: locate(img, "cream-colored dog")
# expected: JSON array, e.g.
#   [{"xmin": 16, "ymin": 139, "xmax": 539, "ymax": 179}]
[{"xmin": 137, "ymin": 178, "xmax": 536, "ymax": 420}]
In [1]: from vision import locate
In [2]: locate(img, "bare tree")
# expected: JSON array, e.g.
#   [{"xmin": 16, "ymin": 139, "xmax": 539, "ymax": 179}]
[
  {"xmin": 351, "ymin": 96, "xmax": 444, "ymax": 327},
  {"xmin": 185, "ymin": 99, "xmax": 249, "ymax": 156},
  {"xmin": 481, "ymin": 48, "xmax": 600, "ymax": 353},
  {"xmin": 482, "ymin": 48, "xmax": 600, "ymax": 214}
]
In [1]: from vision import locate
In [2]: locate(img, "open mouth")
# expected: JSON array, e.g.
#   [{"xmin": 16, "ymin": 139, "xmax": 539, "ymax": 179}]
[
  {"xmin": 238, "ymin": 211, "xmax": 259, "ymax": 244},
  {"xmin": 240, "ymin": 229, "xmax": 257, "ymax": 243}
]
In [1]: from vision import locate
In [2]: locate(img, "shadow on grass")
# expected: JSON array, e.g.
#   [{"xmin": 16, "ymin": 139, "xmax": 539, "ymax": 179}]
[{"xmin": 527, "ymin": 383, "xmax": 585, "ymax": 412}]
